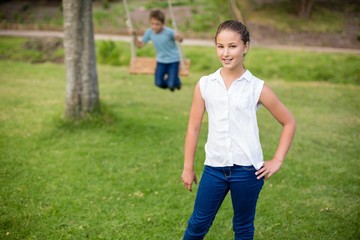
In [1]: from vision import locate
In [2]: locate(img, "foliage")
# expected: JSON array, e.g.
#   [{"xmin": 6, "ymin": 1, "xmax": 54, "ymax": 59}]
[
  {"xmin": 184, "ymin": 0, "xmax": 232, "ymax": 33},
  {"xmin": 1, "ymin": 37, "xmax": 359, "ymax": 85},
  {"xmin": 92, "ymin": 3, "xmax": 124, "ymax": 32},
  {"xmin": 0, "ymin": 60, "xmax": 359, "ymax": 239},
  {"xmin": 249, "ymin": 1, "xmax": 344, "ymax": 33},
  {"xmin": 144, "ymin": 0, "xmax": 193, "ymax": 9},
  {"xmin": 0, "ymin": 37, "xmax": 64, "ymax": 63},
  {"xmin": 0, "ymin": 0, "xmax": 351, "ymax": 36},
  {"xmin": 97, "ymin": 40, "xmax": 122, "ymax": 66}
]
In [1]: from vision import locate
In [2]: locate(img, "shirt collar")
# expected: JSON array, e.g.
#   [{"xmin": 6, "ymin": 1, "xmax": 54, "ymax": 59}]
[
  {"xmin": 208, "ymin": 68, "xmax": 252, "ymax": 82},
  {"xmin": 238, "ymin": 69, "xmax": 252, "ymax": 82}
]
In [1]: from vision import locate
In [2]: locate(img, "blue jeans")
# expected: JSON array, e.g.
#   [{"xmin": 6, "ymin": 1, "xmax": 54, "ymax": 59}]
[
  {"xmin": 183, "ymin": 165, "xmax": 264, "ymax": 240},
  {"xmin": 155, "ymin": 61, "xmax": 181, "ymax": 89}
]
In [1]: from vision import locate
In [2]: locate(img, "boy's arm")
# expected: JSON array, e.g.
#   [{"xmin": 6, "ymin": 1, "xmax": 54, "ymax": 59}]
[
  {"xmin": 175, "ymin": 33, "xmax": 183, "ymax": 43},
  {"xmin": 132, "ymin": 32, "xmax": 144, "ymax": 48}
]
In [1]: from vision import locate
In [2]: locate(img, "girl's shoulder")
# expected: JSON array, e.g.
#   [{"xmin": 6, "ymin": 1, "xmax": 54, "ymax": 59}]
[
  {"xmin": 249, "ymin": 72, "xmax": 265, "ymax": 90},
  {"xmin": 249, "ymin": 73, "xmax": 264, "ymax": 83},
  {"xmin": 199, "ymin": 68, "xmax": 221, "ymax": 84},
  {"xmin": 198, "ymin": 69, "xmax": 221, "ymax": 98}
]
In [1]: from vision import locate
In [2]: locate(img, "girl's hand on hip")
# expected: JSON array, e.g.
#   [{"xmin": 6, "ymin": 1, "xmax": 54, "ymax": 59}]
[
  {"xmin": 181, "ymin": 169, "xmax": 197, "ymax": 192},
  {"xmin": 255, "ymin": 159, "xmax": 283, "ymax": 180}
]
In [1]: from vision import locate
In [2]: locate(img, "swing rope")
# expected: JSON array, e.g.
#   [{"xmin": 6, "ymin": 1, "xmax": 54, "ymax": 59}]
[
  {"xmin": 167, "ymin": 0, "xmax": 186, "ymax": 70},
  {"xmin": 122, "ymin": 0, "xmax": 136, "ymax": 62}
]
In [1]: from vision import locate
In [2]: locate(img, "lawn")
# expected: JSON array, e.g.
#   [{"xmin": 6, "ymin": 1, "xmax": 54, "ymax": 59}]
[
  {"xmin": 0, "ymin": 51, "xmax": 359, "ymax": 239},
  {"xmin": 1, "ymin": 36, "xmax": 359, "ymax": 85}
]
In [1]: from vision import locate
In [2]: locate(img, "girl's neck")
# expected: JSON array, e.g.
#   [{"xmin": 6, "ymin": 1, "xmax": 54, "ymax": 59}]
[{"xmin": 221, "ymin": 66, "xmax": 246, "ymax": 88}]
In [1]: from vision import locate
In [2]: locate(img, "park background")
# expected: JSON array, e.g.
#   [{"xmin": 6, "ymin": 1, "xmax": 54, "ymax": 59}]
[{"xmin": 0, "ymin": 0, "xmax": 359, "ymax": 239}]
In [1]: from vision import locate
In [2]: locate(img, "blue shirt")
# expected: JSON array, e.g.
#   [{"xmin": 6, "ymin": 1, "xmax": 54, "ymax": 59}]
[{"xmin": 142, "ymin": 26, "xmax": 180, "ymax": 63}]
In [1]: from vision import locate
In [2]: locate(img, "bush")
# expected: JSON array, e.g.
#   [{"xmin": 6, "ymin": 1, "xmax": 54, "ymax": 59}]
[
  {"xmin": 97, "ymin": 40, "xmax": 121, "ymax": 66},
  {"xmin": 22, "ymin": 37, "xmax": 63, "ymax": 63}
]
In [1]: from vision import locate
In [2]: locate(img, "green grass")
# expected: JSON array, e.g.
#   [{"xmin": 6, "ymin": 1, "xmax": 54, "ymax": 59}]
[
  {"xmin": 0, "ymin": 57, "xmax": 359, "ymax": 239},
  {"xmin": 0, "ymin": 37, "xmax": 63, "ymax": 63},
  {"xmin": 249, "ymin": 2, "xmax": 344, "ymax": 33},
  {"xmin": 1, "ymin": 36, "xmax": 359, "ymax": 85}
]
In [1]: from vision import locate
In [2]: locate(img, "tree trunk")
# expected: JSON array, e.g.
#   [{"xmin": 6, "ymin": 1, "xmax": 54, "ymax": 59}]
[
  {"xmin": 295, "ymin": 0, "xmax": 315, "ymax": 19},
  {"xmin": 229, "ymin": 0, "xmax": 245, "ymax": 23},
  {"xmin": 62, "ymin": 0, "xmax": 99, "ymax": 120}
]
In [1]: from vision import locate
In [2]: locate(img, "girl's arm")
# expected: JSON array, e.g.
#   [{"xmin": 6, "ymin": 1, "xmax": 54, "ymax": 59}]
[
  {"xmin": 181, "ymin": 82, "xmax": 205, "ymax": 191},
  {"xmin": 256, "ymin": 84, "xmax": 296, "ymax": 180}
]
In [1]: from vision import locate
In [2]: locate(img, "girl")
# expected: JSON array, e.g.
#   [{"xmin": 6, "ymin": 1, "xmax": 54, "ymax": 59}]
[{"xmin": 181, "ymin": 20, "xmax": 296, "ymax": 240}]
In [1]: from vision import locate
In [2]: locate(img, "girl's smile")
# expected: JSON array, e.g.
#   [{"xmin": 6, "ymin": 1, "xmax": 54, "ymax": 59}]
[
  {"xmin": 216, "ymin": 30, "xmax": 249, "ymax": 70},
  {"xmin": 222, "ymin": 57, "xmax": 233, "ymax": 65}
]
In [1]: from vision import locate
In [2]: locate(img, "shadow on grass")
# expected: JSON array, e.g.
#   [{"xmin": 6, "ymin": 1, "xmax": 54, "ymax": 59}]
[
  {"xmin": 54, "ymin": 102, "xmax": 120, "ymax": 131},
  {"xmin": 46, "ymin": 101, "xmax": 176, "ymax": 145}
]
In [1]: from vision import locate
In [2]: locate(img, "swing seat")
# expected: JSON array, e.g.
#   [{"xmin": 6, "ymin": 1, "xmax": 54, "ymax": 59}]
[{"xmin": 129, "ymin": 57, "xmax": 191, "ymax": 76}]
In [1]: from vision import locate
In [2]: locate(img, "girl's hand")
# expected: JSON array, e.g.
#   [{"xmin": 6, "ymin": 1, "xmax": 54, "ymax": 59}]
[
  {"xmin": 181, "ymin": 169, "xmax": 197, "ymax": 192},
  {"xmin": 255, "ymin": 159, "xmax": 283, "ymax": 180}
]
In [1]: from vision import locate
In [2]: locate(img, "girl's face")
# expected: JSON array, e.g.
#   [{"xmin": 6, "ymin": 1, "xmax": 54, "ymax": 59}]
[
  {"xmin": 216, "ymin": 30, "xmax": 249, "ymax": 70},
  {"xmin": 150, "ymin": 18, "xmax": 164, "ymax": 33}
]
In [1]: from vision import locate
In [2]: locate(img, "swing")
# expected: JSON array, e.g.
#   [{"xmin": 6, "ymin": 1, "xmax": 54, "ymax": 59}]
[{"xmin": 123, "ymin": 0, "xmax": 190, "ymax": 76}]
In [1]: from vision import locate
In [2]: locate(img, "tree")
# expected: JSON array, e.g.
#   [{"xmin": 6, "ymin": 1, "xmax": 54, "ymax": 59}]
[
  {"xmin": 294, "ymin": 0, "xmax": 315, "ymax": 19},
  {"xmin": 228, "ymin": 0, "xmax": 245, "ymax": 23},
  {"xmin": 62, "ymin": 0, "xmax": 100, "ymax": 120}
]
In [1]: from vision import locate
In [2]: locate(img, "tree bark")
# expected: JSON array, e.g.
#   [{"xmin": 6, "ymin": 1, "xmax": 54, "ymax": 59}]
[
  {"xmin": 229, "ymin": 0, "xmax": 245, "ymax": 23},
  {"xmin": 62, "ymin": 0, "xmax": 99, "ymax": 120},
  {"xmin": 295, "ymin": 0, "xmax": 315, "ymax": 19}
]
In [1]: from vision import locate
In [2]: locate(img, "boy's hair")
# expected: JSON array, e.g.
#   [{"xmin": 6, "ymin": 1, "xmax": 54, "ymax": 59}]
[
  {"xmin": 149, "ymin": 9, "xmax": 165, "ymax": 24},
  {"xmin": 215, "ymin": 20, "xmax": 250, "ymax": 45}
]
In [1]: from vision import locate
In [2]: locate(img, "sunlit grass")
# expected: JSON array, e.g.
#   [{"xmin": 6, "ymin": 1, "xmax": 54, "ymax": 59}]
[{"xmin": 0, "ymin": 59, "xmax": 359, "ymax": 239}]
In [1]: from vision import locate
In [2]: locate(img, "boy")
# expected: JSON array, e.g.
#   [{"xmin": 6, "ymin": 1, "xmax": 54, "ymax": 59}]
[{"xmin": 133, "ymin": 9, "xmax": 183, "ymax": 91}]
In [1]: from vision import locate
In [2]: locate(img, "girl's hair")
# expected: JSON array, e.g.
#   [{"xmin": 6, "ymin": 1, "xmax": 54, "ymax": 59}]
[
  {"xmin": 215, "ymin": 20, "xmax": 250, "ymax": 44},
  {"xmin": 149, "ymin": 9, "xmax": 165, "ymax": 24}
]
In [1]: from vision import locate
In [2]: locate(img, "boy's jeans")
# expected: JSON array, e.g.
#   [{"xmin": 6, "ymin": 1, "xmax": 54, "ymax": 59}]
[
  {"xmin": 183, "ymin": 165, "xmax": 264, "ymax": 240},
  {"xmin": 155, "ymin": 61, "xmax": 181, "ymax": 89}
]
